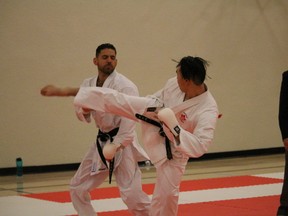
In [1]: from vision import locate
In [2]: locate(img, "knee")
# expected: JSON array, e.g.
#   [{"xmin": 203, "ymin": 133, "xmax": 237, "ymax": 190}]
[
  {"xmin": 70, "ymin": 176, "xmax": 80, "ymax": 191},
  {"xmin": 167, "ymin": 192, "xmax": 179, "ymax": 207},
  {"xmin": 70, "ymin": 183, "xmax": 91, "ymax": 203},
  {"xmin": 70, "ymin": 177, "xmax": 86, "ymax": 197},
  {"xmin": 159, "ymin": 187, "xmax": 179, "ymax": 204},
  {"xmin": 120, "ymin": 187, "xmax": 143, "ymax": 207}
]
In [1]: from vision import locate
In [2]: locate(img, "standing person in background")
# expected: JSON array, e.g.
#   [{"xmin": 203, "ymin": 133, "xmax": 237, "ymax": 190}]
[
  {"xmin": 73, "ymin": 56, "xmax": 219, "ymax": 216},
  {"xmin": 41, "ymin": 43, "xmax": 150, "ymax": 216},
  {"xmin": 277, "ymin": 70, "xmax": 288, "ymax": 216}
]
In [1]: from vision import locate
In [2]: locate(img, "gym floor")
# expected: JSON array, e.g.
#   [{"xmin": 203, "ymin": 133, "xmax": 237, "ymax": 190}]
[{"xmin": 0, "ymin": 153, "xmax": 285, "ymax": 215}]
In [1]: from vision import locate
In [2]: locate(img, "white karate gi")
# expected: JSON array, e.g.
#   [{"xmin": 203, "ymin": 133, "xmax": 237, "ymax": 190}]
[
  {"xmin": 70, "ymin": 71, "xmax": 151, "ymax": 216},
  {"xmin": 74, "ymin": 77, "xmax": 219, "ymax": 216}
]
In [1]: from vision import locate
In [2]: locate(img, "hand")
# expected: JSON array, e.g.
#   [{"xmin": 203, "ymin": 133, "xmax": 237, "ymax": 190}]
[
  {"xmin": 103, "ymin": 143, "xmax": 121, "ymax": 160},
  {"xmin": 75, "ymin": 107, "xmax": 91, "ymax": 123},
  {"xmin": 40, "ymin": 85, "xmax": 59, "ymax": 96},
  {"xmin": 41, "ymin": 85, "xmax": 78, "ymax": 96},
  {"xmin": 82, "ymin": 107, "xmax": 92, "ymax": 113},
  {"xmin": 158, "ymin": 108, "xmax": 181, "ymax": 137}
]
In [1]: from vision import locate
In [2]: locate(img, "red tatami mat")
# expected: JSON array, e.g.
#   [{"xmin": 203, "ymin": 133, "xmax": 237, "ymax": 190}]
[
  {"xmin": 23, "ymin": 175, "xmax": 282, "ymax": 203},
  {"xmin": 67, "ymin": 195, "xmax": 280, "ymax": 216},
  {"xmin": 18, "ymin": 174, "xmax": 282, "ymax": 215},
  {"xmin": 177, "ymin": 195, "xmax": 279, "ymax": 216}
]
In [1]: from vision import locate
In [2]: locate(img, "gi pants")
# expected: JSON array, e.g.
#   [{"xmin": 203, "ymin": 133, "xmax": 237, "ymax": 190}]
[
  {"xmin": 150, "ymin": 157, "xmax": 187, "ymax": 216},
  {"xmin": 70, "ymin": 143, "xmax": 151, "ymax": 216}
]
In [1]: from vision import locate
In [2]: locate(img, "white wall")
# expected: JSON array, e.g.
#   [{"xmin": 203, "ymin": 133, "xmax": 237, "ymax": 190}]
[{"xmin": 1, "ymin": 0, "xmax": 287, "ymax": 168}]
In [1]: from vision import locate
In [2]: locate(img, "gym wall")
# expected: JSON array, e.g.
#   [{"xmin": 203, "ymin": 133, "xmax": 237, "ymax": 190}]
[{"xmin": 0, "ymin": 0, "xmax": 287, "ymax": 168}]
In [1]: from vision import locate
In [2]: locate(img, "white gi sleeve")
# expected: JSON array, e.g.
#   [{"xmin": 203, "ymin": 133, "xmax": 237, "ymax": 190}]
[{"xmin": 174, "ymin": 108, "xmax": 218, "ymax": 158}]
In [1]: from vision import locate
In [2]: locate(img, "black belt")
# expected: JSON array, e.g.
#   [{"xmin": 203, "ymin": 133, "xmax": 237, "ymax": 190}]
[
  {"xmin": 96, "ymin": 127, "xmax": 119, "ymax": 184},
  {"xmin": 135, "ymin": 113, "xmax": 173, "ymax": 160}
]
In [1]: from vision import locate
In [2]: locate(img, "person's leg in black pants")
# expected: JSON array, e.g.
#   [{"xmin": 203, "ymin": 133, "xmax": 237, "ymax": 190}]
[{"xmin": 277, "ymin": 151, "xmax": 288, "ymax": 216}]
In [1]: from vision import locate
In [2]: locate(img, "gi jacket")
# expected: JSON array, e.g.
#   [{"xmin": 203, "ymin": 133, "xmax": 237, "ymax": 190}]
[{"xmin": 74, "ymin": 77, "xmax": 218, "ymax": 165}]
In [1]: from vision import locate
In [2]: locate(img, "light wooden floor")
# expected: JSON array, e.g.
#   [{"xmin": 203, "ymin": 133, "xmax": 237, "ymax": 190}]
[{"xmin": 0, "ymin": 154, "xmax": 285, "ymax": 197}]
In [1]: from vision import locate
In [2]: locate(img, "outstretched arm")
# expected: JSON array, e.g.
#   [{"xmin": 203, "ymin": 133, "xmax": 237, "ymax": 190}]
[{"xmin": 40, "ymin": 85, "xmax": 79, "ymax": 97}]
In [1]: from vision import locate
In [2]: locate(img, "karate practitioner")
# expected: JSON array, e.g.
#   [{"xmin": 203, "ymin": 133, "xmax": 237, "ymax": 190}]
[
  {"xmin": 74, "ymin": 56, "xmax": 219, "ymax": 216},
  {"xmin": 277, "ymin": 70, "xmax": 288, "ymax": 216},
  {"xmin": 41, "ymin": 43, "xmax": 151, "ymax": 216}
]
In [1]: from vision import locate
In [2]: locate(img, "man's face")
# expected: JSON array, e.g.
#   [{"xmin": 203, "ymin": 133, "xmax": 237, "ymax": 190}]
[{"xmin": 93, "ymin": 48, "xmax": 117, "ymax": 75}]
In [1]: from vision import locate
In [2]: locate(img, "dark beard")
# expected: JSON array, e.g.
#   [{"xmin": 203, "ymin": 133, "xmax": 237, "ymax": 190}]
[{"xmin": 101, "ymin": 64, "xmax": 114, "ymax": 75}]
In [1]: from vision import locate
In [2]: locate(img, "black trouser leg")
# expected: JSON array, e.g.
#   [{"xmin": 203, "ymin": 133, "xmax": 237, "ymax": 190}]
[
  {"xmin": 278, "ymin": 151, "xmax": 288, "ymax": 216},
  {"xmin": 280, "ymin": 151, "xmax": 288, "ymax": 206}
]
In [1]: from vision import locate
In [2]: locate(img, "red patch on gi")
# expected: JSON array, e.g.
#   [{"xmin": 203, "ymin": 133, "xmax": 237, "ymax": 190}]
[{"xmin": 180, "ymin": 112, "xmax": 187, "ymax": 123}]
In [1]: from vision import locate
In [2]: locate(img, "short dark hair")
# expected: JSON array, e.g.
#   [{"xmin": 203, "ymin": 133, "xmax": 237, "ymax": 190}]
[
  {"xmin": 177, "ymin": 56, "xmax": 209, "ymax": 85},
  {"xmin": 95, "ymin": 43, "xmax": 117, "ymax": 57}
]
